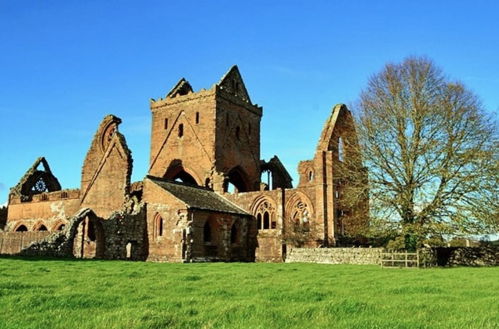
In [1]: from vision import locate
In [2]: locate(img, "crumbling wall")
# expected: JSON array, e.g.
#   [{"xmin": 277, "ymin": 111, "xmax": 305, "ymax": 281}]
[
  {"xmin": 5, "ymin": 192, "xmax": 80, "ymax": 232},
  {"xmin": 19, "ymin": 204, "xmax": 147, "ymax": 260}
]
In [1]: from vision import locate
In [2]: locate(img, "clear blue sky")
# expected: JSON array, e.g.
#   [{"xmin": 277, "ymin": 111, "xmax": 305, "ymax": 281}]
[{"xmin": 1, "ymin": 0, "xmax": 498, "ymax": 205}]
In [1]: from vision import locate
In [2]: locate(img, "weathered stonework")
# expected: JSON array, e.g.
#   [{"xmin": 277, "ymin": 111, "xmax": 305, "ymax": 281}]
[
  {"xmin": 0, "ymin": 65, "xmax": 368, "ymax": 262},
  {"xmin": 285, "ymin": 247, "xmax": 383, "ymax": 265},
  {"xmin": 420, "ymin": 247, "xmax": 499, "ymax": 267}
]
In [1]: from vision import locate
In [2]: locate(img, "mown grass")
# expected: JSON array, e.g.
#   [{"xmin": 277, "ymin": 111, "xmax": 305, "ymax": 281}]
[{"xmin": 0, "ymin": 258, "xmax": 497, "ymax": 329}]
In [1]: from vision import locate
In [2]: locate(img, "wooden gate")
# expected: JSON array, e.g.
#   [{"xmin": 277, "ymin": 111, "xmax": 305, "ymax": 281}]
[{"xmin": 381, "ymin": 251, "xmax": 419, "ymax": 268}]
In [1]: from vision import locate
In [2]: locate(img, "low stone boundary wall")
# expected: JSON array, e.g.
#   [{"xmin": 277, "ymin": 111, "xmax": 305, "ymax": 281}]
[
  {"xmin": 286, "ymin": 247, "xmax": 383, "ymax": 265},
  {"xmin": 0, "ymin": 232, "xmax": 51, "ymax": 255},
  {"xmin": 422, "ymin": 247, "xmax": 498, "ymax": 267}
]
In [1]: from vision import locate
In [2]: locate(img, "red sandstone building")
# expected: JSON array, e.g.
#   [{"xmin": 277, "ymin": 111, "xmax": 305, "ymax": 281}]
[{"xmin": 0, "ymin": 66, "xmax": 367, "ymax": 262}]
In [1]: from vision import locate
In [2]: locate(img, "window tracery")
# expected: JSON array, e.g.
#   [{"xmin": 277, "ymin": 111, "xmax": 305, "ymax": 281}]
[
  {"xmin": 254, "ymin": 199, "xmax": 276, "ymax": 230},
  {"xmin": 291, "ymin": 200, "xmax": 311, "ymax": 231}
]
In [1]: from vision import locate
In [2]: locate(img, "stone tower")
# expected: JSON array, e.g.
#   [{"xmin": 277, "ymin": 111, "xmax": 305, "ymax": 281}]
[{"xmin": 148, "ymin": 66, "xmax": 263, "ymax": 193}]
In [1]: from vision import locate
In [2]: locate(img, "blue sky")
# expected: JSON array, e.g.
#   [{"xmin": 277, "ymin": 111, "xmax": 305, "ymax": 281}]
[{"xmin": 0, "ymin": 0, "xmax": 498, "ymax": 205}]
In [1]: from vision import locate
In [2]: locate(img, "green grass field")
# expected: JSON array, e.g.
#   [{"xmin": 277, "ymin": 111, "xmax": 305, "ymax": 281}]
[{"xmin": 0, "ymin": 258, "xmax": 497, "ymax": 329}]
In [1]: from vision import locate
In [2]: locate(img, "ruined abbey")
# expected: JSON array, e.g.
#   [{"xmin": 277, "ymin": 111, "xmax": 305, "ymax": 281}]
[{"xmin": 0, "ymin": 66, "xmax": 367, "ymax": 262}]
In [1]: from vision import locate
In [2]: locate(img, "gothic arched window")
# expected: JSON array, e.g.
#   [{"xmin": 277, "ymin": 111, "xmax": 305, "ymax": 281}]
[{"xmin": 254, "ymin": 199, "xmax": 276, "ymax": 230}]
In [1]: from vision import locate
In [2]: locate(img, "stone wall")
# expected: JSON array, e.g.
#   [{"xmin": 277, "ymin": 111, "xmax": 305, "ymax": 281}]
[
  {"xmin": 0, "ymin": 231, "xmax": 51, "ymax": 254},
  {"xmin": 422, "ymin": 247, "xmax": 498, "ymax": 267},
  {"xmin": 285, "ymin": 247, "xmax": 383, "ymax": 265}
]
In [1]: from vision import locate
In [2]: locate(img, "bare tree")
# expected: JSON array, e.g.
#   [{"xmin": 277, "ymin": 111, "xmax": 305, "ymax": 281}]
[{"xmin": 341, "ymin": 57, "xmax": 498, "ymax": 250}]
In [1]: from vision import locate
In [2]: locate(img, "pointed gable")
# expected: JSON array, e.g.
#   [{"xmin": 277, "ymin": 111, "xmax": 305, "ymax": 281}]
[
  {"xmin": 80, "ymin": 115, "xmax": 133, "ymax": 217},
  {"xmin": 166, "ymin": 78, "xmax": 193, "ymax": 98},
  {"xmin": 316, "ymin": 104, "xmax": 350, "ymax": 152},
  {"xmin": 10, "ymin": 157, "xmax": 61, "ymax": 198},
  {"xmin": 217, "ymin": 65, "xmax": 252, "ymax": 104}
]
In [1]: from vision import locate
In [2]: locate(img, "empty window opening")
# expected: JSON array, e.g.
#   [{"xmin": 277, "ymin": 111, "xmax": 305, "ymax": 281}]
[
  {"xmin": 335, "ymin": 190, "xmax": 340, "ymax": 199},
  {"xmin": 204, "ymin": 221, "xmax": 212, "ymax": 242},
  {"xmin": 263, "ymin": 211, "xmax": 270, "ymax": 229},
  {"xmin": 308, "ymin": 171, "xmax": 314, "ymax": 182},
  {"xmin": 195, "ymin": 112, "xmax": 200, "ymax": 124},
  {"xmin": 231, "ymin": 224, "xmax": 238, "ymax": 244},
  {"xmin": 205, "ymin": 178, "xmax": 211, "ymax": 188},
  {"xmin": 164, "ymin": 118, "xmax": 168, "ymax": 130},
  {"xmin": 260, "ymin": 170, "xmax": 273, "ymax": 190},
  {"xmin": 56, "ymin": 224, "xmax": 65, "ymax": 231},
  {"xmin": 37, "ymin": 225, "xmax": 48, "ymax": 231},
  {"xmin": 87, "ymin": 221, "xmax": 96, "ymax": 241},
  {"xmin": 236, "ymin": 126, "xmax": 240, "ymax": 140},
  {"xmin": 257, "ymin": 213, "xmax": 262, "ymax": 230},
  {"xmin": 16, "ymin": 225, "xmax": 28, "ymax": 232},
  {"xmin": 271, "ymin": 220, "xmax": 277, "ymax": 229},
  {"xmin": 248, "ymin": 123, "xmax": 251, "ymax": 135},
  {"xmin": 338, "ymin": 137, "xmax": 344, "ymax": 161},
  {"xmin": 156, "ymin": 214, "xmax": 163, "ymax": 237},
  {"xmin": 178, "ymin": 124, "xmax": 184, "ymax": 137}
]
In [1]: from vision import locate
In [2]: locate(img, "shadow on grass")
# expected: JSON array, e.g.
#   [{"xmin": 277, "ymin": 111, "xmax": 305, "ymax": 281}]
[{"xmin": 0, "ymin": 254, "xmax": 101, "ymax": 262}]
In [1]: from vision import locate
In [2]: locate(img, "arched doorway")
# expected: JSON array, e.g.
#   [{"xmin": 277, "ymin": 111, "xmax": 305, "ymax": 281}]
[{"xmin": 72, "ymin": 216, "xmax": 105, "ymax": 259}]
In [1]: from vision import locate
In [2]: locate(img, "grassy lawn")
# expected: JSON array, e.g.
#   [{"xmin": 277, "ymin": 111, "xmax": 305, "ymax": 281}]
[{"xmin": 0, "ymin": 258, "xmax": 497, "ymax": 329}]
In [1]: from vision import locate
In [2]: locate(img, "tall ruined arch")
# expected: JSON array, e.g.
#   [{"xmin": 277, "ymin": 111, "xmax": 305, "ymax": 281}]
[
  {"xmin": 80, "ymin": 115, "xmax": 132, "ymax": 218},
  {"xmin": 250, "ymin": 196, "xmax": 277, "ymax": 230},
  {"xmin": 72, "ymin": 213, "xmax": 105, "ymax": 259},
  {"xmin": 316, "ymin": 104, "xmax": 361, "ymax": 162}
]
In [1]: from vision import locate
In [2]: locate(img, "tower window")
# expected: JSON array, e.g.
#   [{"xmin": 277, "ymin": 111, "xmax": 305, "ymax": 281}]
[
  {"xmin": 155, "ymin": 214, "xmax": 163, "ymax": 238},
  {"xmin": 164, "ymin": 118, "xmax": 168, "ymax": 130},
  {"xmin": 308, "ymin": 171, "xmax": 314, "ymax": 182},
  {"xmin": 195, "ymin": 112, "xmax": 200, "ymax": 124},
  {"xmin": 178, "ymin": 124, "xmax": 184, "ymax": 137},
  {"xmin": 236, "ymin": 126, "xmax": 240, "ymax": 140}
]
